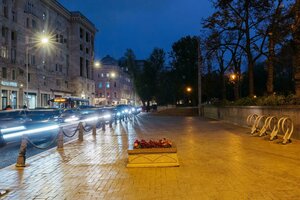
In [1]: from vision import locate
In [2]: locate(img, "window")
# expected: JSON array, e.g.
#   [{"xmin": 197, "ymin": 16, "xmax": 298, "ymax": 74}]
[
  {"xmin": 80, "ymin": 27, "xmax": 83, "ymax": 38},
  {"xmin": 12, "ymin": 70, "xmax": 16, "ymax": 80},
  {"xmin": 98, "ymin": 82, "xmax": 102, "ymax": 88},
  {"xmin": 106, "ymin": 82, "xmax": 110, "ymax": 88},
  {"xmin": 3, "ymin": 6, "xmax": 8, "ymax": 18},
  {"xmin": 80, "ymin": 44, "xmax": 83, "ymax": 51},
  {"xmin": 2, "ymin": 67, "xmax": 7, "ymax": 78},
  {"xmin": 2, "ymin": 26, "xmax": 8, "ymax": 38},
  {"xmin": 86, "ymin": 32, "xmax": 90, "ymax": 42},
  {"xmin": 11, "ymin": 48, "xmax": 16, "ymax": 63},
  {"xmin": 86, "ymin": 48, "xmax": 89, "ymax": 54},
  {"xmin": 80, "ymin": 57, "xmax": 83, "ymax": 76},
  {"xmin": 55, "ymin": 64, "xmax": 58, "ymax": 71},
  {"xmin": 12, "ymin": 10, "xmax": 17, "ymax": 22},
  {"xmin": 32, "ymin": 19, "xmax": 37, "ymax": 29},
  {"xmin": 26, "ymin": 18, "xmax": 29, "ymax": 28},
  {"xmin": 114, "ymin": 92, "xmax": 117, "ymax": 98},
  {"xmin": 114, "ymin": 82, "xmax": 117, "ymax": 87},
  {"xmin": 56, "ymin": 34, "xmax": 59, "ymax": 42},
  {"xmin": 65, "ymin": 81, "xmax": 68, "ymax": 88},
  {"xmin": 60, "ymin": 35, "xmax": 63, "ymax": 43},
  {"xmin": 56, "ymin": 79, "xmax": 60, "ymax": 86},
  {"xmin": 11, "ymin": 31, "xmax": 15, "ymax": 41},
  {"xmin": 101, "ymin": 73, "xmax": 104, "ymax": 77},
  {"xmin": 86, "ymin": 60, "xmax": 89, "ymax": 78},
  {"xmin": 0, "ymin": 46, "xmax": 8, "ymax": 58},
  {"xmin": 42, "ymin": 13, "xmax": 46, "ymax": 21},
  {"xmin": 28, "ymin": 73, "xmax": 31, "ymax": 83},
  {"xmin": 31, "ymin": 55, "xmax": 35, "ymax": 65}
]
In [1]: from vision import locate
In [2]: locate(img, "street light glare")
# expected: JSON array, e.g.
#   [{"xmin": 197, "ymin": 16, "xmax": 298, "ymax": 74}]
[
  {"xmin": 94, "ymin": 61, "xmax": 101, "ymax": 68},
  {"xmin": 111, "ymin": 72, "xmax": 116, "ymax": 78},
  {"xmin": 186, "ymin": 87, "xmax": 192, "ymax": 92},
  {"xmin": 41, "ymin": 37, "xmax": 49, "ymax": 44}
]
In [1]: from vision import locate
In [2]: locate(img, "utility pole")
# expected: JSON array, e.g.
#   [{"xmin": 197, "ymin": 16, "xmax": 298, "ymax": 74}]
[{"xmin": 197, "ymin": 37, "xmax": 202, "ymax": 116}]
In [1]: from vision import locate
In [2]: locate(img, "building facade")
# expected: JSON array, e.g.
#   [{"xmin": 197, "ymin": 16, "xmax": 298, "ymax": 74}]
[
  {"xmin": 94, "ymin": 55, "xmax": 135, "ymax": 105},
  {"xmin": 0, "ymin": 0, "xmax": 96, "ymax": 109}
]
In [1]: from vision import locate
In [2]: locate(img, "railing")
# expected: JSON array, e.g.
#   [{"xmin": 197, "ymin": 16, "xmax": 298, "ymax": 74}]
[
  {"xmin": 246, "ymin": 114, "xmax": 294, "ymax": 144},
  {"xmin": 14, "ymin": 113, "xmax": 136, "ymax": 167}
]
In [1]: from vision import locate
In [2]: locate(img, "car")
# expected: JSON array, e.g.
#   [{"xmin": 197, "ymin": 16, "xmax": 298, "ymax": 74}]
[
  {"xmin": 0, "ymin": 110, "xmax": 60, "ymax": 146},
  {"xmin": 114, "ymin": 104, "xmax": 134, "ymax": 120}
]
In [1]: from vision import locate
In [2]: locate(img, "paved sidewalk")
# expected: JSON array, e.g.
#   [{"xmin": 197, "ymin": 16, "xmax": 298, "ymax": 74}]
[{"xmin": 1, "ymin": 115, "xmax": 300, "ymax": 200}]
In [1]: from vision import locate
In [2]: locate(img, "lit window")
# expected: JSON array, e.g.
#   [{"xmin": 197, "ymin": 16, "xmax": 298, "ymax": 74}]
[
  {"xmin": 106, "ymin": 82, "xmax": 110, "ymax": 88},
  {"xmin": 98, "ymin": 82, "xmax": 102, "ymax": 88}
]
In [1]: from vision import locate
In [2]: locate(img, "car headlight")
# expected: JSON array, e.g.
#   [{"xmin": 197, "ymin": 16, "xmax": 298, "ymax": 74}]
[
  {"xmin": 103, "ymin": 114, "xmax": 111, "ymax": 119},
  {"xmin": 64, "ymin": 115, "xmax": 79, "ymax": 122}
]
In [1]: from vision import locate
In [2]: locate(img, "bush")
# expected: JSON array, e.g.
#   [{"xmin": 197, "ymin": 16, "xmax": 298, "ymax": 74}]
[{"xmin": 211, "ymin": 94, "xmax": 300, "ymax": 106}]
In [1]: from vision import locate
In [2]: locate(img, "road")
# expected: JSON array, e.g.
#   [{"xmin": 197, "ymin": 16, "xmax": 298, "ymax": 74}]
[{"xmin": 0, "ymin": 121, "xmax": 99, "ymax": 169}]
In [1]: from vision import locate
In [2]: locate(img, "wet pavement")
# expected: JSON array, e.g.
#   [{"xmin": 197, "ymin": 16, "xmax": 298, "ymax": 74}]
[{"xmin": 0, "ymin": 114, "xmax": 300, "ymax": 200}]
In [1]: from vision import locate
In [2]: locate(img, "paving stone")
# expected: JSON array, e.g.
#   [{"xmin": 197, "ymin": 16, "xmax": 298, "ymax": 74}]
[{"xmin": 1, "ymin": 115, "xmax": 300, "ymax": 200}]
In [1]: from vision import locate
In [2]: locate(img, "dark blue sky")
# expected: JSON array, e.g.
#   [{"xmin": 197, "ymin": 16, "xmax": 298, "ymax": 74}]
[{"xmin": 59, "ymin": 0, "xmax": 213, "ymax": 60}]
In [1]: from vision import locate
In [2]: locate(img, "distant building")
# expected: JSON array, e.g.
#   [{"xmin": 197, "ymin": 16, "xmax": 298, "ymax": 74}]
[
  {"xmin": 0, "ymin": 0, "xmax": 96, "ymax": 109},
  {"xmin": 94, "ymin": 55, "xmax": 135, "ymax": 105}
]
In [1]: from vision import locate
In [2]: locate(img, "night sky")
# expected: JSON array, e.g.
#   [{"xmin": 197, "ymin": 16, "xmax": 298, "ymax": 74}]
[{"xmin": 58, "ymin": 0, "xmax": 213, "ymax": 60}]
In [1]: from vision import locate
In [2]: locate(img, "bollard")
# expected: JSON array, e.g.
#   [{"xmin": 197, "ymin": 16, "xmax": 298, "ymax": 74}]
[
  {"xmin": 16, "ymin": 135, "xmax": 28, "ymax": 167},
  {"xmin": 57, "ymin": 128, "xmax": 64, "ymax": 150},
  {"xmin": 78, "ymin": 122, "xmax": 84, "ymax": 141},
  {"xmin": 92, "ymin": 125, "xmax": 96, "ymax": 136},
  {"xmin": 102, "ymin": 122, "xmax": 106, "ymax": 131}
]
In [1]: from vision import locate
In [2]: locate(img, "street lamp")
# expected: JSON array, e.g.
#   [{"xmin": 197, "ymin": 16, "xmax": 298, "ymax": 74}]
[
  {"xmin": 25, "ymin": 34, "xmax": 50, "ymax": 108},
  {"xmin": 94, "ymin": 61, "xmax": 101, "ymax": 68}
]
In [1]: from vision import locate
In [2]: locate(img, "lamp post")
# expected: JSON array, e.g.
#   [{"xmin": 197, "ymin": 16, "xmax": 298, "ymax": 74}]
[
  {"xmin": 197, "ymin": 37, "xmax": 202, "ymax": 116},
  {"xmin": 25, "ymin": 35, "xmax": 49, "ymax": 108},
  {"xmin": 186, "ymin": 87, "xmax": 192, "ymax": 105}
]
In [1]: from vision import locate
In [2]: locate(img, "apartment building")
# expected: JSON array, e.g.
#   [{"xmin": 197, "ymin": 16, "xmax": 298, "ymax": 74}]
[
  {"xmin": 0, "ymin": 0, "xmax": 96, "ymax": 109},
  {"xmin": 94, "ymin": 55, "xmax": 135, "ymax": 105}
]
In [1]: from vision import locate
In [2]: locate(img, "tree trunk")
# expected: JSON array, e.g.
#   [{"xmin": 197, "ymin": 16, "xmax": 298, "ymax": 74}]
[
  {"xmin": 245, "ymin": 0, "xmax": 254, "ymax": 97},
  {"xmin": 295, "ymin": 0, "xmax": 300, "ymax": 97},
  {"xmin": 267, "ymin": 34, "xmax": 275, "ymax": 95}
]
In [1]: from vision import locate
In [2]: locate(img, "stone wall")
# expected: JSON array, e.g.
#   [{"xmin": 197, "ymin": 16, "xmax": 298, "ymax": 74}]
[{"xmin": 203, "ymin": 106, "xmax": 300, "ymax": 139}]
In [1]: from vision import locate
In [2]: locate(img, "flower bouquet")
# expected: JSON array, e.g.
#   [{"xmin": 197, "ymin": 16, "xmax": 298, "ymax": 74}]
[{"xmin": 133, "ymin": 138, "xmax": 172, "ymax": 149}]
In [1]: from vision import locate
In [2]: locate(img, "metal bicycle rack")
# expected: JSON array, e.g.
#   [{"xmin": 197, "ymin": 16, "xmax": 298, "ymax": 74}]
[{"xmin": 246, "ymin": 114, "xmax": 294, "ymax": 144}]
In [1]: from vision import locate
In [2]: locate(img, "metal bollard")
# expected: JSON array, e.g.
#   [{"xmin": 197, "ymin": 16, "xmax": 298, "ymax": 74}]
[
  {"xmin": 92, "ymin": 125, "xmax": 96, "ymax": 136},
  {"xmin": 16, "ymin": 135, "xmax": 28, "ymax": 167},
  {"xmin": 102, "ymin": 122, "xmax": 106, "ymax": 131},
  {"xmin": 78, "ymin": 122, "xmax": 84, "ymax": 141},
  {"xmin": 57, "ymin": 128, "xmax": 64, "ymax": 150}
]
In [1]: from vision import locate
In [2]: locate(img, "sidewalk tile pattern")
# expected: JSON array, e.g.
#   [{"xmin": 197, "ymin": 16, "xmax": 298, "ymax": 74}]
[{"xmin": 0, "ymin": 115, "xmax": 300, "ymax": 200}]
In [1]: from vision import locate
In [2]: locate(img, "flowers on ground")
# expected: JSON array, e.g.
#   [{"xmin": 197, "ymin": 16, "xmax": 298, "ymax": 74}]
[{"xmin": 133, "ymin": 138, "xmax": 172, "ymax": 149}]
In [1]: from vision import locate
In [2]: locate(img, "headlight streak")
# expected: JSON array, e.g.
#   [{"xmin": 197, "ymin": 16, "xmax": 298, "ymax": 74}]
[
  {"xmin": 1, "ymin": 126, "xmax": 26, "ymax": 134},
  {"xmin": 3, "ymin": 125, "xmax": 59, "ymax": 140}
]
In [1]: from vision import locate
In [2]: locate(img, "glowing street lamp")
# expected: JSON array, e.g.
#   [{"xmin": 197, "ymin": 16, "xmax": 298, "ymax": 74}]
[
  {"xmin": 186, "ymin": 87, "xmax": 192, "ymax": 93},
  {"xmin": 94, "ymin": 61, "xmax": 101, "ymax": 68}
]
